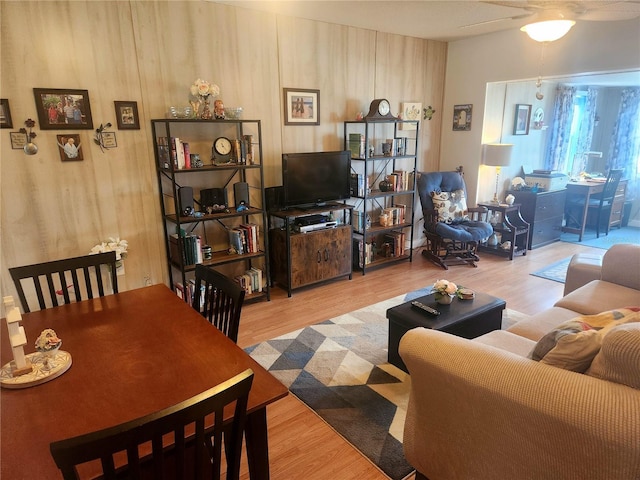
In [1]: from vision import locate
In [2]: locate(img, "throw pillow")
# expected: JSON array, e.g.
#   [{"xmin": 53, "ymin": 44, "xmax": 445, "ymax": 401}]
[
  {"xmin": 586, "ymin": 323, "xmax": 640, "ymax": 389},
  {"xmin": 431, "ymin": 189, "xmax": 469, "ymax": 224},
  {"xmin": 530, "ymin": 320, "xmax": 602, "ymax": 373}
]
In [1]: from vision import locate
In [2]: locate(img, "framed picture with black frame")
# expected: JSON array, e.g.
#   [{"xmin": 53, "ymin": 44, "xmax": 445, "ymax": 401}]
[
  {"xmin": 513, "ymin": 104, "xmax": 532, "ymax": 135},
  {"xmin": 33, "ymin": 88, "xmax": 94, "ymax": 130},
  {"xmin": 114, "ymin": 101, "xmax": 140, "ymax": 130},
  {"xmin": 1, "ymin": 99, "xmax": 13, "ymax": 128},
  {"xmin": 283, "ymin": 88, "xmax": 320, "ymax": 125}
]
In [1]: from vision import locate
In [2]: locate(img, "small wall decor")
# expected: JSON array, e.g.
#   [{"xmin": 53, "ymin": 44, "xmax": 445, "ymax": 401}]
[
  {"xmin": 114, "ymin": 101, "xmax": 140, "ymax": 130},
  {"xmin": 423, "ymin": 105, "xmax": 436, "ymax": 120},
  {"xmin": 1, "ymin": 99, "xmax": 13, "ymax": 128},
  {"xmin": 514, "ymin": 104, "xmax": 532, "ymax": 135},
  {"xmin": 453, "ymin": 104, "xmax": 472, "ymax": 131},
  {"xmin": 94, "ymin": 122, "xmax": 115, "ymax": 152},
  {"xmin": 10, "ymin": 131, "xmax": 27, "ymax": 149},
  {"xmin": 33, "ymin": 88, "xmax": 93, "ymax": 130},
  {"xmin": 283, "ymin": 88, "xmax": 320, "ymax": 125},
  {"xmin": 22, "ymin": 119, "xmax": 38, "ymax": 155},
  {"xmin": 400, "ymin": 102, "xmax": 421, "ymax": 130},
  {"xmin": 56, "ymin": 134, "xmax": 83, "ymax": 161}
]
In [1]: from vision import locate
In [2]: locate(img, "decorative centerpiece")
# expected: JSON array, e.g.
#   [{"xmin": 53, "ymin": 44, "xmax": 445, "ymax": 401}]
[
  {"xmin": 35, "ymin": 329, "xmax": 62, "ymax": 371},
  {"xmin": 432, "ymin": 279, "xmax": 459, "ymax": 305},
  {"xmin": 90, "ymin": 237, "xmax": 128, "ymax": 275},
  {"xmin": 189, "ymin": 78, "xmax": 220, "ymax": 120}
]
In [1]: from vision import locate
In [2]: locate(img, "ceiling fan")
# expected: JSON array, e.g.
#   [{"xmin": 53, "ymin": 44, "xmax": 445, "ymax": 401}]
[{"xmin": 463, "ymin": 1, "xmax": 640, "ymax": 32}]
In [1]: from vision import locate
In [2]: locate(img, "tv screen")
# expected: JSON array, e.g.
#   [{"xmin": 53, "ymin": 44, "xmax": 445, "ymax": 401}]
[{"xmin": 282, "ymin": 151, "xmax": 351, "ymax": 207}]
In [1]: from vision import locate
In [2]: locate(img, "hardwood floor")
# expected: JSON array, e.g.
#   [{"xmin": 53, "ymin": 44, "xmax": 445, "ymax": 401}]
[{"xmin": 237, "ymin": 240, "xmax": 604, "ymax": 479}]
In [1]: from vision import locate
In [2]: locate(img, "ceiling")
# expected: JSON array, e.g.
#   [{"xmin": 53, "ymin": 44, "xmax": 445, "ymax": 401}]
[{"xmin": 212, "ymin": 1, "xmax": 640, "ymax": 42}]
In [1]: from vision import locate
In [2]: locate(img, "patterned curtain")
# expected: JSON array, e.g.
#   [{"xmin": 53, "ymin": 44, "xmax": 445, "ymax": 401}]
[
  {"xmin": 572, "ymin": 87, "xmax": 598, "ymax": 175},
  {"xmin": 544, "ymin": 85, "xmax": 576, "ymax": 171},
  {"xmin": 608, "ymin": 87, "xmax": 640, "ymax": 199}
]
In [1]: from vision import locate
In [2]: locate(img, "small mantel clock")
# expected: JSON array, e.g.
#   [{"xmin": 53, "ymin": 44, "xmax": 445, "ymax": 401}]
[{"xmin": 365, "ymin": 99, "xmax": 397, "ymax": 120}]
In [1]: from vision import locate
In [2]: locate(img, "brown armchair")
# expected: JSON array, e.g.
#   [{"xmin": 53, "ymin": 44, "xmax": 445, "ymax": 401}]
[{"xmin": 417, "ymin": 167, "xmax": 492, "ymax": 269}]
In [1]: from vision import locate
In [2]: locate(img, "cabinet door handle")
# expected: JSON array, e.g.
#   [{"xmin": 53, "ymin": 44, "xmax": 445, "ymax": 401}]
[
  {"xmin": 317, "ymin": 250, "xmax": 322, "ymax": 263},
  {"xmin": 324, "ymin": 248, "xmax": 329, "ymax": 261}
]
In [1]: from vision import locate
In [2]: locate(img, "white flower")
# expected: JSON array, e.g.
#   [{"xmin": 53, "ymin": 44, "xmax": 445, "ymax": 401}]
[
  {"xmin": 190, "ymin": 78, "xmax": 220, "ymax": 98},
  {"xmin": 90, "ymin": 237, "xmax": 128, "ymax": 260},
  {"xmin": 433, "ymin": 279, "xmax": 458, "ymax": 295}
]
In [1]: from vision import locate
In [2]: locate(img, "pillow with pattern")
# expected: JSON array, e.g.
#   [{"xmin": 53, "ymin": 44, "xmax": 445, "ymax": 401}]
[{"xmin": 431, "ymin": 189, "xmax": 469, "ymax": 224}]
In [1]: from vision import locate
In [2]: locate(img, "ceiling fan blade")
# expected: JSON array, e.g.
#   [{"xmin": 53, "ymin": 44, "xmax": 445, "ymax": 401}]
[
  {"xmin": 460, "ymin": 13, "xmax": 532, "ymax": 29},
  {"xmin": 578, "ymin": 1, "xmax": 640, "ymax": 21}
]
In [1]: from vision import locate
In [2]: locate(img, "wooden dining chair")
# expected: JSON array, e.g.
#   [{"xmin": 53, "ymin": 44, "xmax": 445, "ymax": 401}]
[
  {"xmin": 587, "ymin": 169, "xmax": 624, "ymax": 237},
  {"xmin": 9, "ymin": 252, "xmax": 118, "ymax": 313},
  {"xmin": 192, "ymin": 264, "xmax": 245, "ymax": 343},
  {"xmin": 50, "ymin": 368, "xmax": 254, "ymax": 480}
]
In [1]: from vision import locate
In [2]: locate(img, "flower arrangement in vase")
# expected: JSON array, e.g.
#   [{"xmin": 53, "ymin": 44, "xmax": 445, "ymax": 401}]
[
  {"xmin": 90, "ymin": 237, "xmax": 128, "ymax": 275},
  {"xmin": 189, "ymin": 78, "xmax": 220, "ymax": 119},
  {"xmin": 432, "ymin": 279, "xmax": 460, "ymax": 305}
]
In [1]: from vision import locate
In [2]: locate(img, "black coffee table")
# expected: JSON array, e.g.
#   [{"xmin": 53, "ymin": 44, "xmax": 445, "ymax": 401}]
[{"xmin": 387, "ymin": 292, "xmax": 506, "ymax": 372}]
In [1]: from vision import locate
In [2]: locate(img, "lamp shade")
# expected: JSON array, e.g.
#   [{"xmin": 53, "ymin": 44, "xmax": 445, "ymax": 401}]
[
  {"xmin": 520, "ymin": 10, "xmax": 575, "ymax": 42},
  {"xmin": 482, "ymin": 143, "xmax": 513, "ymax": 167}
]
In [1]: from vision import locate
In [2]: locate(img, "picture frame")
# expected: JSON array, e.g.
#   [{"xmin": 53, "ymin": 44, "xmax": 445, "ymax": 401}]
[
  {"xmin": 513, "ymin": 103, "xmax": 532, "ymax": 135},
  {"xmin": 453, "ymin": 104, "xmax": 472, "ymax": 131},
  {"xmin": 10, "ymin": 131, "xmax": 28, "ymax": 149},
  {"xmin": 283, "ymin": 88, "xmax": 320, "ymax": 125},
  {"xmin": 114, "ymin": 101, "xmax": 140, "ymax": 130},
  {"xmin": 400, "ymin": 102, "xmax": 422, "ymax": 130},
  {"xmin": 33, "ymin": 88, "xmax": 93, "ymax": 130},
  {"xmin": 56, "ymin": 134, "xmax": 84, "ymax": 161},
  {"xmin": 100, "ymin": 131, "xmax": 117, "ymax": 149},
  {"xmin": 1, "ymin": 99, "xmax": 13, "ymax": 128}
]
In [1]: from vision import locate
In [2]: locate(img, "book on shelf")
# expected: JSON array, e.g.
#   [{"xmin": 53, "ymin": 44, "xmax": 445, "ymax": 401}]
[
  {"xmin": 348, "ymin": 133, "xmax": 365, "ymax": 159},
  {"xmin": 235, "ymin": 267, "xmax": 263, "ymax": 295},
  {"xmin": 170, "ymin": 233, "xmax": 203, "ymax": 266},
  {"xmin": 183, "ymin": 142, "xmax": 191, "ymax": 169},
  {"xmin": 350, "ymin": 173, "xmax": 366, "ymax": 197},
  {"xmin": 157, "ymin": 137, "xmax": 170, "ymax": 169}
]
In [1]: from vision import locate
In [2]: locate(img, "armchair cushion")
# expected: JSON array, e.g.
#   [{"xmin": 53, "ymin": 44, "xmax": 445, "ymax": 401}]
[{"xmin": 431, "ymin": 189, "xmax": 469, "ymax": 224}]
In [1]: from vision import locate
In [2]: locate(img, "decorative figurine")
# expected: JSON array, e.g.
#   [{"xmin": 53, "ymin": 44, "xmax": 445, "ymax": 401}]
[
  {"xmin": 214, "ymin": 99, "xmax": 225, "ymax": 119},
  {"xmin": 3, "ymin": 296, "xmax": 32, "ymax": 376}
]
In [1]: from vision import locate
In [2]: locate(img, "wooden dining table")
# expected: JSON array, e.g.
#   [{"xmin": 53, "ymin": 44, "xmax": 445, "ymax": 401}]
[{"xmin": 1, "ymin": 284, "xmax": 288, "ymax": 479}]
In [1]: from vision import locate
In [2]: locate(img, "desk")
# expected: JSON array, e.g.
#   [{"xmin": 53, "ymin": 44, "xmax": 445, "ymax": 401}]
[
  {"xmin": 1, "ymin": 284, "xmax": 288, "ymax": 479},
  {"xmin": 563, "ymin": 180, "xmax": 627, "ymax": 241}
]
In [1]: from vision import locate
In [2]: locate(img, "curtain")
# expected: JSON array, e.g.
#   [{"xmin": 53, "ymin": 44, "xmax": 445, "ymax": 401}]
[
  {"xmin": 544, "ymin": 86, "xmax": 576, "ymax": 171},
  {"xmin": 608, "ymin": 87, "xmax": 640, "ymax": 199},
  {"xmin": 572, "ymin": 87, "xmax": 598, "ymax": 175}
]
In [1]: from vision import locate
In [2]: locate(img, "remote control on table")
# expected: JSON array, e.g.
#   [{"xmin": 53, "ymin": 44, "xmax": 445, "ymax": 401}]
[{"xmin": 411, "ymin": 300, "xmax": 440, "ymax": 316}]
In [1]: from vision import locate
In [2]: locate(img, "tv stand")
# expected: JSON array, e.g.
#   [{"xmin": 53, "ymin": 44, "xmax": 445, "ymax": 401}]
[{"xmin": 268, "ymin": 203, "xmax": 353, "ymax": 296}]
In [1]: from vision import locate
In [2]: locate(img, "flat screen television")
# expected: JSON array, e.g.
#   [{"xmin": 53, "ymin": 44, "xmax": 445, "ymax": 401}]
[{"xmin": 282, "ymin": 150, "xmax": 351, "ymax": 208}]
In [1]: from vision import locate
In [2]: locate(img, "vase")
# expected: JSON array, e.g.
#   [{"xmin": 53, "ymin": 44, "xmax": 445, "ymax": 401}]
[
  {"xmin": 200, "ymin": 96, "xmax": 212, "ymax": 119},
  {"xmin": 435, "ymin": 293, "xmax": 454, "ymax": 305}
]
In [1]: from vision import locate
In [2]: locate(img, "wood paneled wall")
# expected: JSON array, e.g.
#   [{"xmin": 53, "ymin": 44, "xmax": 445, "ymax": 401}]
[{"xmin": 0, "ymin": 0, "xmax": 446, "ymax": 300}]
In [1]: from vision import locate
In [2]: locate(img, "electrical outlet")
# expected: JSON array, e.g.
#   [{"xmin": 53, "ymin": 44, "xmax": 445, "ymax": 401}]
[{"xmin": 143, "ymin": 273, "xmax": 152, "ymax": 286}]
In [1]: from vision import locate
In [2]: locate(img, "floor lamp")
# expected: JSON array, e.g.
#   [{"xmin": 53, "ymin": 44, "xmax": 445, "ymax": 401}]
[{"xmin": 483, "ymin": 144, "xmax": 513, "ymax": 204}]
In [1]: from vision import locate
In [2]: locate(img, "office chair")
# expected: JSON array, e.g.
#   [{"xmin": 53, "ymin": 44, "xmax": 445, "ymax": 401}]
[
  {"xmin": 417, "ymin": 167, "xmax": 493, "ymax": 269},
  {"xmin": 192, "ymin": 265, "xmax": 245, "ymax": 343},
  {"xmin": 50, "ymin": 368, "xmax": 254, "ymax": 480},
  {"xmin": 9, "ymin": 251, "xmax": 118, "ymax": 313}
]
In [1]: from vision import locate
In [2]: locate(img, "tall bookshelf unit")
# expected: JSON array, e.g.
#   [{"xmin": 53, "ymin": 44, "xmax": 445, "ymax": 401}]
[
  {"xmin": 344, "ymin": 119, "xmax": 418, "ymax": 274},
  {"xmin": 151, "ymin": 118, "xmax": 270, "ymax": 302}
]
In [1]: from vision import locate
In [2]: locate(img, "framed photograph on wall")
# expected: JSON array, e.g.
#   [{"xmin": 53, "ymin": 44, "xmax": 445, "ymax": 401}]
[
  {"xmin": 56, "ymin": 134, "xmax": 84, "ymax": 161},
  {"xmin": 453, "ymin": 104, "xmax": 472, "ymax": 131},
  {"xmin": 283, "ymin": 88, "xmax": 320, "ymax": 125},
  {"xmin": 114, "ymin": 101, "xmax": 140, "ymax": 130},
  {"xmin": 33, "ymin": 88, "xmax": 94, "ymax": 130},
  {"xmin": 10, "ymin": 131, "xmax": 28, "ymax": 149},
  {"xmin": 513, "ymin": 104, "xmax": 532, "ymax": 135},
  {"xmin": 100, "ymin": 131, "xmax": 117, "ymax": 149},
  {"xmin": 400, "ymin": 102, "xmax": 422, "ymax": 130},
  {"xmin": 1, "ymin": 99, "xmax": 13, "ymax": 128}
]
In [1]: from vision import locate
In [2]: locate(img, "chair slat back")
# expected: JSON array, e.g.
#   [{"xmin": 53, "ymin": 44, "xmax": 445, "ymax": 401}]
[
  {"xmin": 9, "ymin": 252, "xmax": 118, "ymax": 313},
  {"xmin": 50, "ymin": 369, "xmax": 254, "ymax": 480},
  {"xmin": 599, "ymin": 169, "xmax": 623, "ymax": 204},
  {"xmin": 192, "ymin": 265, "xmax": 245, "ymax": 343}
]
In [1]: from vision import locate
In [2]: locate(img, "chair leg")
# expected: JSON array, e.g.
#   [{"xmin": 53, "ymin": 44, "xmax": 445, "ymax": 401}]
[{"xmin": 415, "ymin": 471, "xmax": 430, "ymax": 480}]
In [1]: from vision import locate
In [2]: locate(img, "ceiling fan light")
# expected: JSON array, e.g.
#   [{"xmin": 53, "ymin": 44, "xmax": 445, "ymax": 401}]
[{"xmin": 521, "ymin": 19, "xmax": 576, "ymax": 42}]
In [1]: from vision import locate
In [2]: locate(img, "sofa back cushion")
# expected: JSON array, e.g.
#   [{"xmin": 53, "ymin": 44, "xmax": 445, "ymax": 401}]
[
  {"xmin": 601, "ymin": 243, "xmax": 640, "ymax": 290},
  {"xmin": 586, "ymin": 323, "xmax": 640, "ymax": 390}
]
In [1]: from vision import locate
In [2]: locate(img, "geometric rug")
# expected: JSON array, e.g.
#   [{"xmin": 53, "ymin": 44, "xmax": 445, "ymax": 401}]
[
  {"xmin": 530, "ymin": 256, "xmax": 572, "ymax": 284},
  {"xmin": 245, "ymin": 291, "xmax": 527, "ymax": 480}
]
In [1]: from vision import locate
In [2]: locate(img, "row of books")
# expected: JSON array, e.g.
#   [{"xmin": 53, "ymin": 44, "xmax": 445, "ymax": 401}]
[
  {"xmin": 381, "ymin": 204, "xmax": 406, "ymax": 226},
  {"xmin": 156, "ymin": 135, "xmax": 255, "ymax": 170},
  {"xmin": 174, "ymin": 266, "xmax": 264, "ymax": 304},
  {"xmin": 170, "ymin": 233, "xmax": 203, "ymax": 266},
  {"xmin": 386, "ymin": 170, "xmax": 413, "ymax": 191},
  {"xmin": 228, "ymin": 223, "xmax": 260, "ymax": 255},
  {"xmin": 383, "ymin": 231, "xmax": 406, "ymax": 257},
  {"xmin": 353, "ymin": 231, "xmax": 406, "ymax": 268},
  {"xmin": 235, "ymin": 267, "xmax": 263, "ymax": 295},
  {"xmin": 351, "ymin": 210, "xmax": 370, "ymax": 232}
]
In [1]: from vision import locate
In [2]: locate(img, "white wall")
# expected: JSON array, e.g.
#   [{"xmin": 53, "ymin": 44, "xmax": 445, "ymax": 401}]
[{"xmin": 442, "ymin": 18, "xmax": 640, "ymax": 207}]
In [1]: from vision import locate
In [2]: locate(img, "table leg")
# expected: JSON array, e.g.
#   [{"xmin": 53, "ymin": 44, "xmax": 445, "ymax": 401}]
[{"xmin": 245, "ymin": 408, "xmax": 270, "ymax": 480}]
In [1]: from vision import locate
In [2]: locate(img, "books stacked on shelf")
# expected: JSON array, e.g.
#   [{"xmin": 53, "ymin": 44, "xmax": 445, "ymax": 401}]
[
  {"xmin": 170, "ymin": 233, "xmax": 203, "ymax": 266},
  {"xmin": 350, "ymin": 173, "xmax": 367, "ymax": 197},
  {"xmin": 382, "ymin": 204, "xmax": 406, "ymax": 226},
  {"xmin": 386, "ymin": 170, "xmax": 412, "ymax": 191},
  {"xmin": 235, "ymin": 267, "xmax": 263, "ymax": 294},
  {"xmin": 228, "ymin": 224, "xmax": 260, "ymax": 255},
  {"xmin": 348, "ymin": 133, "xmax": 365, "ymax": 159},
  {"xmin": 354, "ymin": 239, "xmax": 375, "ymax": 268},
  {"xmin": 384, "ymin": 231, "xmax": 406, "ymax": 257}
]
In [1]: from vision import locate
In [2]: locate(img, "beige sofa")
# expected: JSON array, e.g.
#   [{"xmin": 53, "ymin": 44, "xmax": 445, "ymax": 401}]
[{"xmin": 399, "ymin": 243, "xmax": 640, "ymax": 480}]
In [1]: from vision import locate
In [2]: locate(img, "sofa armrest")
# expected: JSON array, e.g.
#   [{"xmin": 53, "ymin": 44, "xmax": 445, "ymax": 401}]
[{"xmin": 399, "ymin": 328, "xmax": 640, "ymax": 480}]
